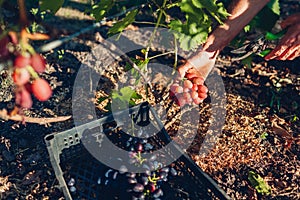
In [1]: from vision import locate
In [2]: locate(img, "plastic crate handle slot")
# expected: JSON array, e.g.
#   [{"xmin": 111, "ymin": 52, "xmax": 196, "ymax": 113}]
[{"xmin": 134, "ymin": 102, "xmax": 150, "ymax": 126}]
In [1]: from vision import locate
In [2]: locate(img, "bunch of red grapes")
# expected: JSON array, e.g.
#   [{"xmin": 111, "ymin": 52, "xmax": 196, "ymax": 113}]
[
  {"xmin": 0, "ymin": 32, "xmax": 52, "ymax": 109},
  {"xmin": 170, "ymin": 74, "xmax": 208, "ymax": 107}
]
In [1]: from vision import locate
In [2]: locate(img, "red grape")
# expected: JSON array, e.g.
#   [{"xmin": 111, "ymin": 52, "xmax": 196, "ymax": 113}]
[
  {"xmin": 170, "ymin": 83, "xmax": 179, "ymax": 93},
  {"xmin": 175, "ymin": 85, "xmax": 183, "ymax": 93},
  {"xmin": 31, "ymin": 54, "xmax": 46, "ymax": 73},
  {"xmin": 24, "ymin": 82, "xmax": 32, "ymax": 93},
  {"xmin": 170, "ymin": 69, "xmax": 208, "ymax": 106},
  {"xmin": 14, "ymin": 54, "xmax": 31, "ymax": 68},
  {"xmin": 174, "ymin": 93, "xmax": 186, "ymax": 107},
  {"xmin": 16, "ymin": 88, "xmax": 33, "ymax": 109},
  {"xmin": 183, "ymin": 79, "xmax": 193, "ymax": 89},
  {"xmin": 198, "ymin": 85, "xmax": 208, "ymax": 94},
  {"xmin": 198, "ymin": 91, "xmax": 208, "ymax": 99},
  {"xmin": 186, "ymin": 73, "xmax": 198, "ymax": 79},
  {"xmin": 12, "ymin": 68, "xmax": 30, "ymax": 86},
  {"xmin": 191, "ymin": 90, "xmax": 198, "ymax": 99},
  {"xmin": 183, "ymin": 92, "xmax": 191, "ymax": 101},
  {"xmin": 193, "ymin": 97, "xmax": 203, "ymax": 104},
  {"xmin": 32, "ymin": 78, "xmax": 52, "ymax": 101},
  {"xmin": 192, "ymin": 84, "xmax": 198, "ymax": 91},
  {"xmin": 192, "ymin": 77, "xmax": 204, "ymax": 85},
  {"xmin": 183, "ymin": 87, "xmax": 190, "ymax": 93}
]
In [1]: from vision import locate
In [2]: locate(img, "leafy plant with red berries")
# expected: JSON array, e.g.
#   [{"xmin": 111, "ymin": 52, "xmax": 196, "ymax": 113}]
[{"xmin": 0, "ymin": 0, "xmax": 52, "ymax": 115}]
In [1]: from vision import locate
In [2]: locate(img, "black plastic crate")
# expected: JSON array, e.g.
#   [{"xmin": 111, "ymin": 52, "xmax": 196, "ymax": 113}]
[{"xmin": 45, "ymin": 102, "xmax": 230, "ymax": 200}]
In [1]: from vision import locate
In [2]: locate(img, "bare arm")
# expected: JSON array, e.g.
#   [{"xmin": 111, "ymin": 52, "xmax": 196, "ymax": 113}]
[
  {"xmin": 179, "ymin": 0, "xmax": 270, "ymax": 78},
  {"xmin": 204, "ymin": 0, "xmax": 270, "ymax": 55}
]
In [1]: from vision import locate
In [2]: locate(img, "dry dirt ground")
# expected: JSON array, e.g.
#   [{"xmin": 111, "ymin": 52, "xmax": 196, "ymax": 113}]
[{"xmin": 0, "ymin": 0, "xmax": 299, "ymax": 199}]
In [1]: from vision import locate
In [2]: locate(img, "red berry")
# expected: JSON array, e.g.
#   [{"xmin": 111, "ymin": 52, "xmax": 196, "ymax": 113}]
[
  {"xmin": 183, "ymin": 87, "xmax": 190, "ymax": 93},
  {"xmin": 198, "ymin": 85, "xmax": 208, "ymax": 94},
  {"xmin": 32, "ymin": 78, "xmax": 52, "ymax": 101},
  {"xmin": 183, "ymin": 79, "xmax": 193, "ymax": 89},
  {"xmin": 136, "ymin": 143, "xmax": 143, "ymax": 152},
  {"xmin": 186, "ymin": 73, "xmax": 197, "ymax": 79},
  {"xmin": 192, "ymin": 84, "xmax": 198, "ymax": 91},
  {"xmin": 175, "ymin": 86, "xmax": 183, "ymax": 93},
  {"xmin": 193, "ymin": 97, "xmax": 203, "ymax": 104},
  {"xmin": 192, "ymin": 77, "xmax": 204, "ymax": 85},
  {"xmin": 191, "ymin": 90, "xmax": 198, "ymax": 99},
  {"xmin": 198, "ymin": 92, "xmax": 208, "ymax": 99},
  {"xmin": 148, "ymin": 183, "xmax": 156, "ymax": 192},
  {"xmin": 31, "ymin": 54, "xmax": 46, "ymax": 73},
  {"xmin": 12, "ymin": 68, "xmax": 30, "ymax": 86},
  {"xmin": 169, "ymin": 91, "xmax": 175, "ymax": 98},
  {"xmin": 16, "ymin": 88, "xmax": 33, "ymax": 109},
  {"xmin": 183, "ymin": 92, "xmax": 191, "ymax": 101},
  {"xmin": 170, "ymin": 83, "xmax": 179, "ymax": 93},
  {"xmin": 14, "ymin": 55, "xmax": 31, "ymax": 68},
  {"xmin": 176, "ymin": 96, "xmax": 186, "ymax": 107}
]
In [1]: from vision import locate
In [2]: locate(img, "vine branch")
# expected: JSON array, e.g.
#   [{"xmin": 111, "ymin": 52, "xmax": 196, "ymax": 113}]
[{"xmin": 0, "ymin": 109, "xmax": 71, "ymax": 125}]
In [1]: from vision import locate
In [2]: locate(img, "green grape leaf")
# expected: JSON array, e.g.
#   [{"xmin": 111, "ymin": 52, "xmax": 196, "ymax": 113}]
[
  {"xmin": 265, "ymin": 29, "xmax": 286, "ymax": 40},
  {"xmin": 90, "ymin": 0, "xmax": 113, "ymax": 21},
  {"xmin": 169, "ymin": 0, "xmax": 228, "ymax": 51},
  {"xmin": 250, "ymin": 0, "xmax": 280, "ymax": 32},
  {"xmin": 39, "ymin": 0, "xmax": 64, "ymax": 14},
  {"xmin": 111, "ymin": 86, "xmax": 141, "ymax": 109},
  {"xmin": 112, "ymin": 86, "xmax": 141, "ymax": 103},
  {"xmin": 258, "ymin": 49, "xmax": 272, "ymax": 57},
  {"xmin": 244, "ymin": 25, "xmax": 251, "ymax": 32},
  {"xmin": 169, "ymin": 20, "xmax": 184, "ymax": 33},
  {"xmin": 267, "ymin": 0, "xmax": 280, "ymax": 16},
  {"xmin": 248, "ymin": 171, "xmax": 271, "ymax": 195},
  {"xmin": 108, "ymin": 9, "xmax": 138, "ymax": 35},
  {"xmin": 216, "ymin": 2, "xmax": 230, "ymax": 18},
  {"xmin": 181, "ymin": 0, "xmax": 202, "ymax": 17},
  {"xmin": 191, "ymin": 0, "xmax": 229, "ymax": 24}
]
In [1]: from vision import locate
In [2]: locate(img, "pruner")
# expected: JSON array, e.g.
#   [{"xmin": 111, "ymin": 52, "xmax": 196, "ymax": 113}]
[{"xmin": 230, "ymin": 29, "xmax": 286, "ymax": 61}]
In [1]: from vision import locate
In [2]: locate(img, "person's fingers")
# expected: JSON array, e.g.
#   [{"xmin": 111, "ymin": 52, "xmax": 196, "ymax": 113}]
[
  {"xmin": 265, "ymin": 44, "xmax": 290, "ymax": 60},
  {"xmin": 276, "ymin": 47, "xmax": 292, "ymax": 60},
  {"xmin": 286, "ymin": 48, "xmax": 300, "ymax": 60},
  {"xmin": 280, "ymin": 43, "xmax": 300, "ymax": 60},
  {"xmin": 264, "ymin": 51, "xmax": 275, "ymax": 60},
  {"xmin": 187, "ymin": 68, "xmax": 201, "ymax": 76},
  {"xmin": 265, "ymin": 32, "xmax": 299, "ymax": 60},
  {"xmin": 178, "ymin": 62, "xmax": 192, "ymax": 77}
]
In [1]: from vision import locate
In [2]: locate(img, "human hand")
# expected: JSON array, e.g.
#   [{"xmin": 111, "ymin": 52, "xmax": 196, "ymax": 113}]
[
  {"xmin": 170, "ymin": 50, "xmax": 216, "ymax": 106},
  {"xmin": 265, "ymin": 13, "xmax": 300, "ymax": 60},
  {"xmin": 178, "ymin": 50, "xmax": 217, "ymax": 80}
]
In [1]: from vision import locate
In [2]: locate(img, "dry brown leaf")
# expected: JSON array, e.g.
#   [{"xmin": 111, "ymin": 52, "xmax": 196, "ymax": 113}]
[{"xmin": 271, "ymin": 122, "xmax": 292, "ymax": 140}]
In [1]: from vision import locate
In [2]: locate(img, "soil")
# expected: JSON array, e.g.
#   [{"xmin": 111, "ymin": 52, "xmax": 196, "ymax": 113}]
[{"xmin": 0, "ymin": 0, "xmax": 299, "ymax": 199}]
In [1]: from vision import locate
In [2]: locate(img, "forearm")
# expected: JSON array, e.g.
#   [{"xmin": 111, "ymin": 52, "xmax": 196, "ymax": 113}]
[{"xmin": 204, "ymin": 0, "xmax": 270, "ymax": 54}]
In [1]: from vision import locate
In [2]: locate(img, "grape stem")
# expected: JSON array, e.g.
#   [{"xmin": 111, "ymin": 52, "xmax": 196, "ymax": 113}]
[
  {"xmin": 148, "ymin": 173, "xmax": 160, "ymax": 183},
  {"xmin": 133, "ymin": 152, "xmax": 147, "ymax": 165}
]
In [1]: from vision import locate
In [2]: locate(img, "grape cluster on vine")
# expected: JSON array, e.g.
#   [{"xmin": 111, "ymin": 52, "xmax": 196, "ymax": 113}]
[{"xmin": 0, "ymin": 29, "xmax": 52, "ymax": 111}]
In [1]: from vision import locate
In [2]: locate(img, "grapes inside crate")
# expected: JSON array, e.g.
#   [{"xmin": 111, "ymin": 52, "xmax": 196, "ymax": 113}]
[{"xmin": 45, "ymin": 102, "xmax": 230, "ymax": 200}]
